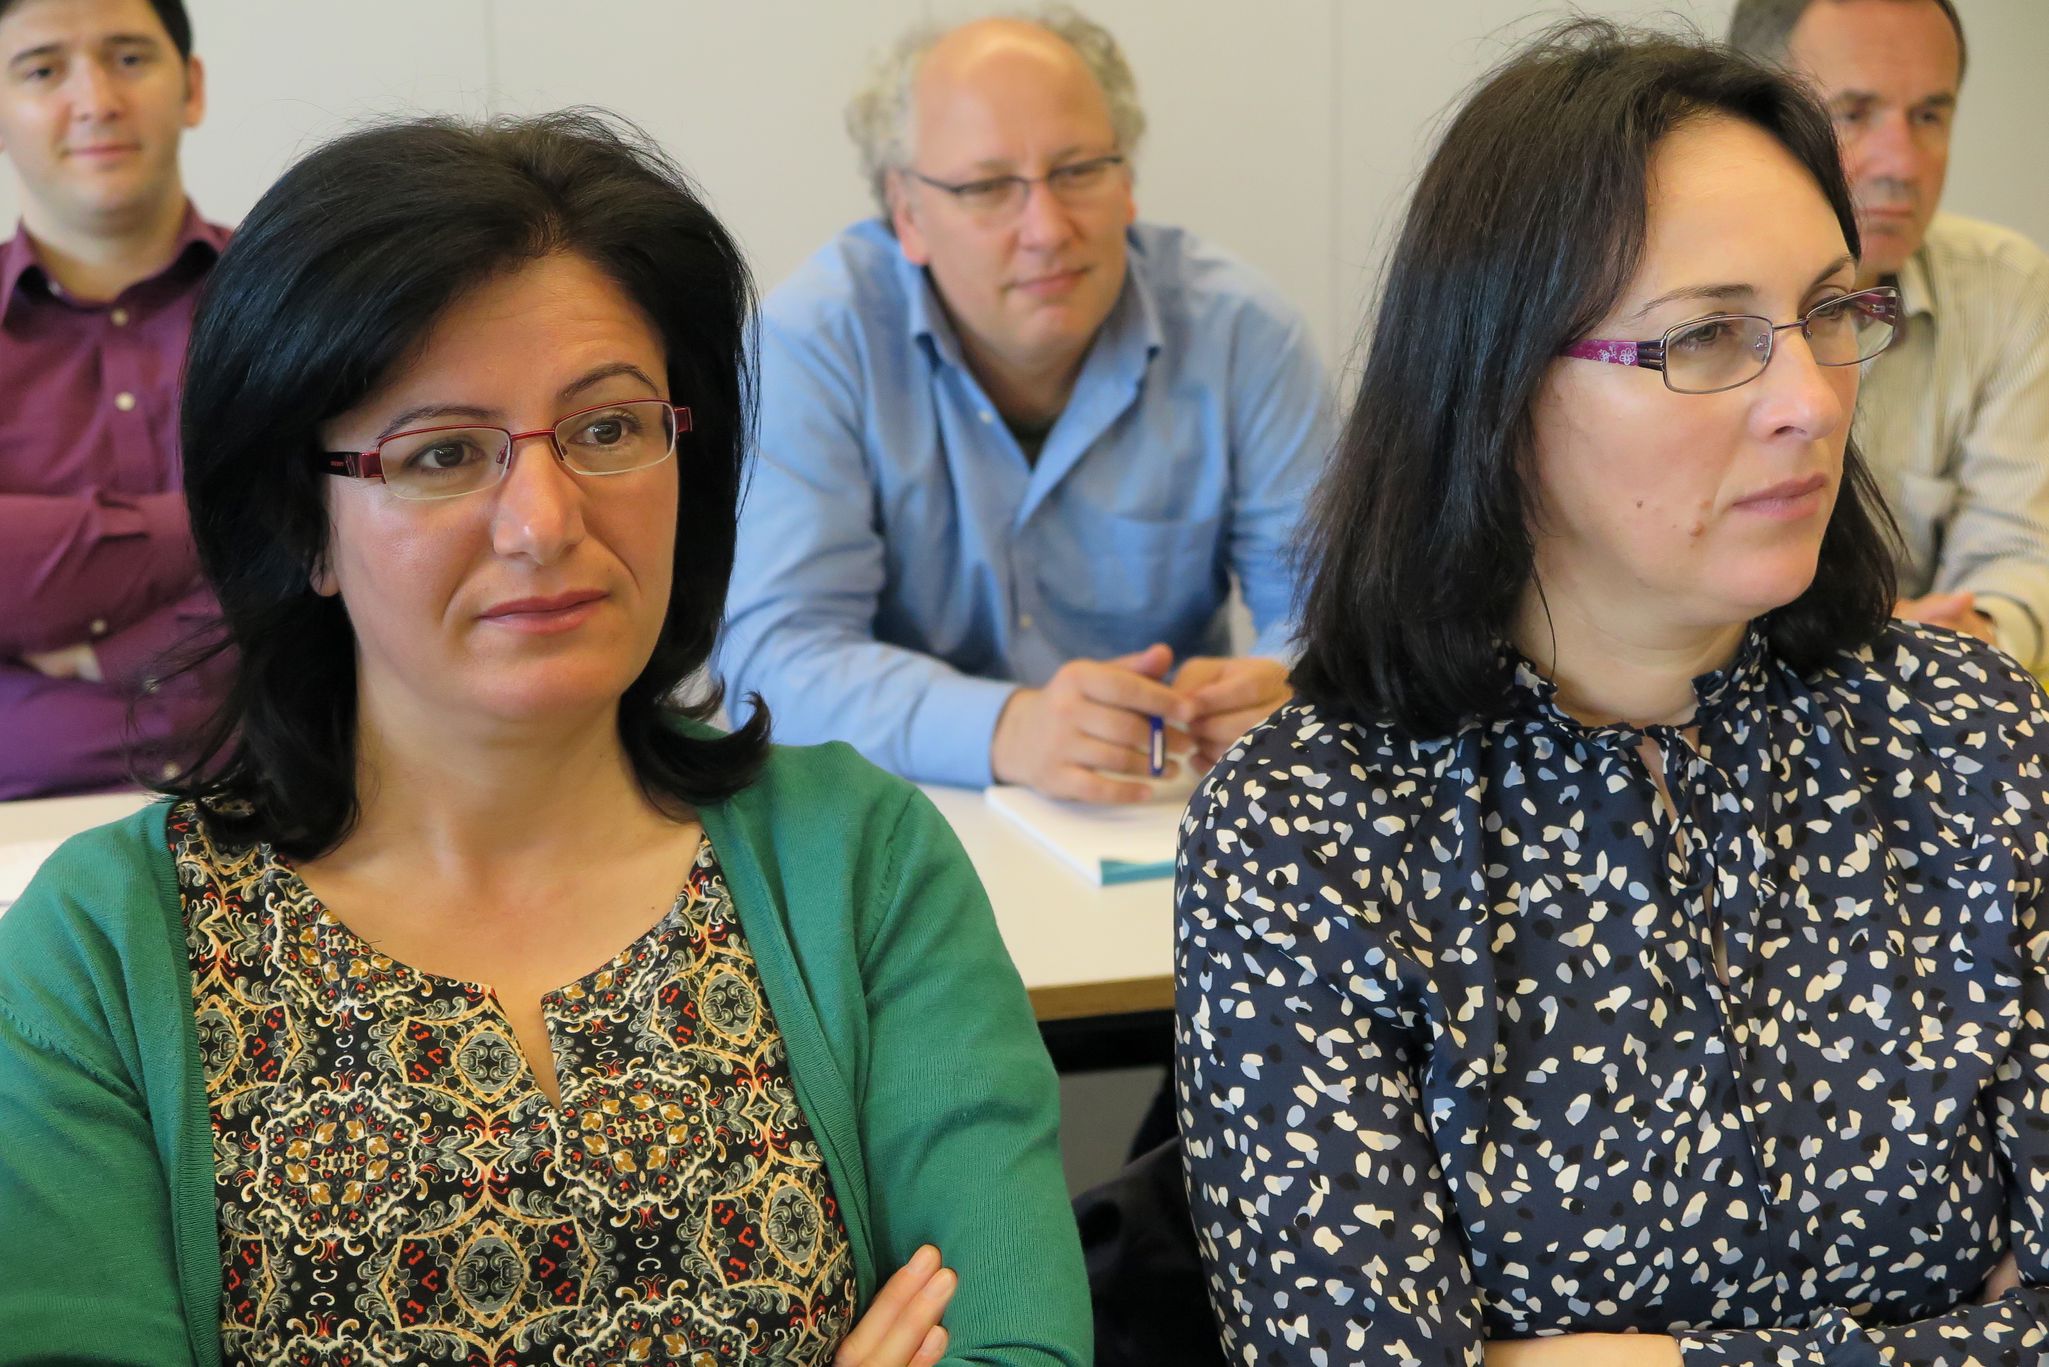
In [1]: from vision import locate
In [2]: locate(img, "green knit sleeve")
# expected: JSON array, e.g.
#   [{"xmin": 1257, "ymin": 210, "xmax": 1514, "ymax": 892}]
[
  {"xmin": 852, "ymin": 785, "xmax": 1093, "ymax": 1366},
  {"xmin": 0, "ymin": 808, "xmax": 207, "ymax": 1365}
]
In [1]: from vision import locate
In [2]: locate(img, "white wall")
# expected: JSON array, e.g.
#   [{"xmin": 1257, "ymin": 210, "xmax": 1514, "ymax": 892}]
[{"xmin": 3, "ymin": 0, "xmax": 2044, "ymax": 375}]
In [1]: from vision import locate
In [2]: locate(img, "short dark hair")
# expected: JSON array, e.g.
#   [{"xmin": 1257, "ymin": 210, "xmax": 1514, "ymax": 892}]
[
  {"xmin": 0, "ymin": 0, "xmax": 192, "ymax": 58},
  {"xmin": 1290, "ymin": 21, "xmax": 1897, "ymax": 738},
  {"xmin": 1728, "ymin": 0, "xmax": 1967, "ymax": 81},
  {"xmin": 169, "ymin": 111, "xmax": 769, "ymax": 856}
]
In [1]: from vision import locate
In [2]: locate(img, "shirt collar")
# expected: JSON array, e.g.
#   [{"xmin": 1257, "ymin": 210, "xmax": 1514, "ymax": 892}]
[
  {"xmin": 1506, "ymin": 623, "xmax": 1771, "ymax": 745},
  {"xmin": 900, "ymin": 226, "xmax": 1166, "ymax": 382},
  {"xmin": 1, "ymin": 201, "xmax": 227, "ymax": 323},
  {"xmin": 1891, "ymin": 237, "xmax": 1935, "ymax": 322}
]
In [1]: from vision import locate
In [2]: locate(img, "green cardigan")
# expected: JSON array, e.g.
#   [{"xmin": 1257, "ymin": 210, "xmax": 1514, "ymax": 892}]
[{"xmin": 0, "ymin": 740, "xmax": 1090, "ymax": 1365}]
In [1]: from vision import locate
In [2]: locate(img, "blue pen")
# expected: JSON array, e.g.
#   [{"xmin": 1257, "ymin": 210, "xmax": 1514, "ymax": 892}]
[{"xmin": 1148, "ymin": 714, "xmax": 1166, "ymax": 777}]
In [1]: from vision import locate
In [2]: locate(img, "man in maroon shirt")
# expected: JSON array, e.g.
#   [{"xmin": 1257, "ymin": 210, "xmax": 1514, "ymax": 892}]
[{"xmin": 0, "ymin": 0, "xmax": 226, "ymax": 797}]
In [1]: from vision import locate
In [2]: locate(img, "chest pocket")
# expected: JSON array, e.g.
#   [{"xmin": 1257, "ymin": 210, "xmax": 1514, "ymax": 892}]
[{"xmin": 1034, "ymin": 509, "xmax": 1227, "ymax": 644}]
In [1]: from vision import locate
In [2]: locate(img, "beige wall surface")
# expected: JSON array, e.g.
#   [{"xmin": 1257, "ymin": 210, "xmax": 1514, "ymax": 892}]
[{"xmin": 1, "ymin": 0, "xmax": 2042, "ymax": 376}]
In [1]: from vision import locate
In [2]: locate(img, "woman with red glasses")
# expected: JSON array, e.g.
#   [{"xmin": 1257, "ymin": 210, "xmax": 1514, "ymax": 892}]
[
  {"xmin": 1174, "ymin": 22, "xmax": 2046, "ymax": 1367},
  {"xmin": 0, "ymin": 112, "xmax": 1087, "ymax": 1367}
]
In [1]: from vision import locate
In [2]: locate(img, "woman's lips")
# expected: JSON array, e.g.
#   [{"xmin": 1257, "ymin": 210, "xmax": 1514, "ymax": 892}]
[
  {"xmin": 1733, "ymin": 474, "xmax": 1828, "ymax": 520},
  {"xmin": 478, "ymin": 591, "xmax": 607, "ymax": 634}
]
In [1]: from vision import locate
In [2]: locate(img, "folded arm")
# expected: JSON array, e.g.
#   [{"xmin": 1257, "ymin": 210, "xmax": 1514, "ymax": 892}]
[
  {"xmin": 1175, "ymin": 773, "xmax": 1491, "ymax": 1364},
  {"xmin": 0, "ymin": 488, "xmax": 201, "ymax": 658},
  {"xmin": 854, "ymin": 786, "xmax": 1090, "ymax": 1364}
]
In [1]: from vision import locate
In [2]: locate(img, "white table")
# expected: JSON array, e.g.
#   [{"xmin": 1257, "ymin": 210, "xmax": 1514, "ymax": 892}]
[
  {"xmin": 0, "ymin": 790, "xmax": 155, "ymax": 846},
  {"xmin": 918, "ymin": 784, "xmax": 1175, "ymax": 1022},
  {"xmin": 0, "ymin": 786, "xmax": 1175, "ymax": 1022},
  {"xmin": 0, "ymin": 790, "xmax": 157, "ymax": 914}
]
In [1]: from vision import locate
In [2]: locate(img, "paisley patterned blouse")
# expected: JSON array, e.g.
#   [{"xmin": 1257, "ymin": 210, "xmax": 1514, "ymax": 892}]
[
  {"xmin": 1175, "ymin": 624, "xmax": 2049, "ymax": 1366},
  {"xmin": 173, "ymin": 803, "xmax": 857, "ymax": 1366}
]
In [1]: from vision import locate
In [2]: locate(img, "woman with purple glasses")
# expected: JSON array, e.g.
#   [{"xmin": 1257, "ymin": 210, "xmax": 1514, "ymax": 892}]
[{"xmin": 1175, "ymin": 22, "xmax": 2048, "ymax": 1367}]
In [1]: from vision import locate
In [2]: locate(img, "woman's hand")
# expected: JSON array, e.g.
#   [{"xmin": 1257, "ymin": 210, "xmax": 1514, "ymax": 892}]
[
  {"xmin": 1980, "ymin": 1251, "xmax": 2021, "ymax": 1303},
  {"xmin": 835, "ymin": 1244, "xmax": 957, "ymax": 1366},
  {"xmin": 1485, "ymin": 1333, "xmax": 1682, "ymax": 1366}
]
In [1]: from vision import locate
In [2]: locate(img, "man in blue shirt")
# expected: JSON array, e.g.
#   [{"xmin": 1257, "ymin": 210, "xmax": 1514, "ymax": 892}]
[{"xmin": 720, "ymin": 10, "xmax": 1330, "ymax": 802}]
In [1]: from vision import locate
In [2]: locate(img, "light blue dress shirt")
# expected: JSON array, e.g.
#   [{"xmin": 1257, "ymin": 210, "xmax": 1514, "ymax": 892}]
[{"xmin": 719, "ymin": 219, "xmax": 1331, "ymax": 788}]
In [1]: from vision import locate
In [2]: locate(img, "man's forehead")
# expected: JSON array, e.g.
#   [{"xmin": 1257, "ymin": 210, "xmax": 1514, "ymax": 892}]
[
  {"xmin": 1789, "ymin": 0, "xmax": 1961, "ymax": 88},
  {"xmin": 910, "ymin": 28, "xmax": 1115, "ymax": 162},
  {"xmin": 0, "ymin": 0, "xmax": 168, "ymax": 50}
]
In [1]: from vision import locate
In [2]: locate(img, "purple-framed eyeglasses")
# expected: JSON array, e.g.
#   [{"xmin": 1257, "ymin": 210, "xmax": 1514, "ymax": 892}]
[
  {"xmin": 1560, "ymin": 285, "xmax": 1901, "ymax": 394},
  {"xmin": 319, "ymin": 399, "xmax": 691, "ymax": 502}
]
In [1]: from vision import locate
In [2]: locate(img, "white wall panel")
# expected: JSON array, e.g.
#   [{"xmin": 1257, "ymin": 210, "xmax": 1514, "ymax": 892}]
[
  {"xmin": 487, "ymin": 0, "xmax": 929, "ymax": 308},
  {"xmin": 1332, "ymin": 1, "xmax": 1732, "ymax": 384},
  {"xmin": 1941, "ymin": 0, "xmax": 2049, "ymax": 244},
  {"xmin": 0, "ymin": 0, "xmax": 2039, "ymax": 380}
]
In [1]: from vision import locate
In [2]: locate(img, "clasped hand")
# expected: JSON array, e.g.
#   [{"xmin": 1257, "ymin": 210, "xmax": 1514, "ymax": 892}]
[
  {"xmin": 21, "ymin": 642, "xmax": 102, "ymax": 682},
  {"xmin": 835, "ymin": 1244, "xmax": 956, "ymax": 1366},
  {"xmin": 989, "ymin": 643, "xmax": 1290, "ymax": 802},
  {"xmin": 1895, "ymin": 591, "xmax": 1995, "ymax": 645}
]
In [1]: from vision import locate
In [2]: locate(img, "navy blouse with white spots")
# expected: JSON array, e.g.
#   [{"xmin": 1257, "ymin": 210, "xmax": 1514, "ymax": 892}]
[{"xmin": 1175, "ymin": 623, "xmax": 2049, "ymax": 1365}]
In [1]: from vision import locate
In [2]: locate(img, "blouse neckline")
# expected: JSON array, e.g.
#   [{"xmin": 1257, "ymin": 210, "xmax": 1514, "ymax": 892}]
[
  {"xmin": 1503, "ymin": 623, "xmax": 1771, "ymax": 746},
  {"xmin": 261, "ymin": 828, "xmax": 715, "ymax": 1007}
]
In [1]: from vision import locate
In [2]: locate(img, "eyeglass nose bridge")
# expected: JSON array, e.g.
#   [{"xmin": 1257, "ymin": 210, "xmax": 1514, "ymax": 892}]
[
  {"xmin": 1751, "ymin": 315, "xmax": 1820, "ymax": 369},
  {"xmin": 492, "ymin": 423, "xmax": 572, "ymax": 476},
  {"xmin": 1012, "ymin": 174, "xmax": 1085, "ymax": 227},
  {"xmin": 1751, "ymin": 314, "xmax": 1869, "ymax": 390}
]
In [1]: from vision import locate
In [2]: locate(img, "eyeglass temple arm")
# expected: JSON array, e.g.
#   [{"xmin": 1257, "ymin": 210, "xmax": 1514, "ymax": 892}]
[
  {"xmin": 317, "ymin": 451, "xmax": 383, "ymax": 479},
  {"xmin": 1559, "ymin": 338, "xmax": 1667, "ymax": 372}
]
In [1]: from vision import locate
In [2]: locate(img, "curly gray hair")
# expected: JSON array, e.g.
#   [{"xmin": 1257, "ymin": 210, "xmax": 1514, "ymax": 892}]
[{"xmin": 844, "ymin": 5, "xmax": 1147, "ymax": 219}]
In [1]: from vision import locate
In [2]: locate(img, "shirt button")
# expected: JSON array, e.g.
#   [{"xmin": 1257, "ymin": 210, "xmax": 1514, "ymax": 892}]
[
  {"xmin": 89, "ymin": 617, "xmax": 108, "ymax": 636},
  {"xmin": 1019, "ymin": 613, "xmax": 1035, "ymax": 631},
  {"xmin": 160, "ymin": 762, "xmax": 182, "ymax": 780},
  {"xmin": 110, "ymin": 307, "xmax": 130, "ymax": 326},
  {"xmin": 114, "ymin": 391, "xmax": 137, "ymax": 412},
  {"xmin": 979, "ymin": 410, "xmax": 994, "ymax": 424}
]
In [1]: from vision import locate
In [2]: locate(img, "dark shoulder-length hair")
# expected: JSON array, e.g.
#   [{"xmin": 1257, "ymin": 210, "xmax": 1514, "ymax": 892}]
[
  {"xmin": 1291, "ymin": 21, "xmax": 1897, "ymax": 738},
  {"xmin": 168, "ymin": 110, "xmax": 768, "ymax": 856}
]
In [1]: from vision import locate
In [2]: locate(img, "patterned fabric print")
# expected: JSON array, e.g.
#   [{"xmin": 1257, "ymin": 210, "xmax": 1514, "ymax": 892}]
[
  {"xmin": 176, "ymin": 807, "xmax": 857, "ymax": 1366},
  {"xmin": 1175, "ymin": 623, "xmax": 2049, "ymax": 1366}
]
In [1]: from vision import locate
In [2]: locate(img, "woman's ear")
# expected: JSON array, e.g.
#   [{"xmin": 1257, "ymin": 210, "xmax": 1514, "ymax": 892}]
[{"xmin": 308, "ymin": 546, "xmax": 339, "ymax": 598}]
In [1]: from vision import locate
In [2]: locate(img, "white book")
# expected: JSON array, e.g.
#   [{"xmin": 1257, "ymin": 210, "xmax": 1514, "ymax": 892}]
[{"xmin": 983, "ymin": 780, "xmax": 1193, "ymax": 886}]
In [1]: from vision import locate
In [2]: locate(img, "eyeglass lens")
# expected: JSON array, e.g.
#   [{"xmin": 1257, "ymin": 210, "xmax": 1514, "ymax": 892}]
[
  {"xmin": 1663, "ymin": 293, "xmax": 1898, "ymax": 394},
  {"xmin": 377, "ymin": 400, "xmax": 678, "ymax": 501},
  {"xmin": 953, "ymin": 157, "xmax": 1122, "ymax": 217}
]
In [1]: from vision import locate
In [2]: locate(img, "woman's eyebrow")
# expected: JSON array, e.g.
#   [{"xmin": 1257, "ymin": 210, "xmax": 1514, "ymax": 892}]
[
  {"xmin": 1627, "ymin": 281, "xmax": 1754, "ymax": 323},
  {"xmin": 1625, "ymin": 254, "xmax": 1859, "ymax": 324},
  {"xmin": 558, "ymin": 362, "xmax": 660, "ymax": 404},
  {"xmin": 1806, "ymin": 253, "xmax": 1858, "ymax": 289},
  {"xmin": 373, "ymin": 402, "xmax": 497, "ymax": 441},
  {"xmin": 365, "ymin": 364, "xmax": 660, "ymax": 442}
]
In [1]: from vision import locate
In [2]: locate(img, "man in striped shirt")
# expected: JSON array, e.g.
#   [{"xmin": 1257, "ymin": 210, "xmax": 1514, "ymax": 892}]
[{"xmin": 1732, "ymin": 0, "xmax": 2049, "ymax": 671}]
